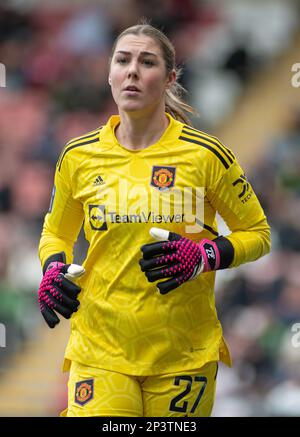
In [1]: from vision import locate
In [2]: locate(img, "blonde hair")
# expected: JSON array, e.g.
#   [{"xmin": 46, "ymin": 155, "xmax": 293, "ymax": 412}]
[{"xmin": 110, "ymin": 23, "xmax": 197, "ymax": 125}]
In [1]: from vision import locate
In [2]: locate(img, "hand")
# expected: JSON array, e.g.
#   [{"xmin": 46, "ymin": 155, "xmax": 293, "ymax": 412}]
[
  {"xmin": 139, "ymin": 227, "xmax": 221, "ymax": 294},
  {"xmin": 38, "ymin": 261, "xmax": 85, "ymax": 328}
]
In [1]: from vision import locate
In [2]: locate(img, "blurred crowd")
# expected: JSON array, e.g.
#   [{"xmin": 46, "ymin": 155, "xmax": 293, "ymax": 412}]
[
  {"xmin": 0, "ymin": 0, "xmax": 300, "ymax": 416},
  {"xmin": 214, "ymin": 109, "xmax": 300, "ymax": 417}
]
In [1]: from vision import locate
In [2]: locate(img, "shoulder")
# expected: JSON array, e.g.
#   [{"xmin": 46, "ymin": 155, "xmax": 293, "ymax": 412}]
[
  {"xmin": 65, "ymin": 126, "xmax": 103, "ymax": 148},
  {"xmin": 178, "ymin": 124, "xmax": 236, "ymax": 171},
  {"xmin": 57, "ymin": 126, "xmax": 103, "ymax": 172}
]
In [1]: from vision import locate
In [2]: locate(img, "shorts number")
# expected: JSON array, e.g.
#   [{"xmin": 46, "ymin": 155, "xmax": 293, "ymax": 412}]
[{"xmin": 169, "ymin": 375, "xmax": 207, "ymax": 414}]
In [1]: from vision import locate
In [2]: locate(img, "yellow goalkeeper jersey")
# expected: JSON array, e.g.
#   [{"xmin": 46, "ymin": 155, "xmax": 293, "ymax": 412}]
[{"xmin": 39, "ymin": 113, "xmax": 270, "ymax": 375}]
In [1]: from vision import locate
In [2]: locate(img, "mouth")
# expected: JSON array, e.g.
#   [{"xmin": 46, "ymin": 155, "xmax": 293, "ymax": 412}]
[{"xmin": 123, "ymin": 85, "xmax": 141, "ymax": 93}]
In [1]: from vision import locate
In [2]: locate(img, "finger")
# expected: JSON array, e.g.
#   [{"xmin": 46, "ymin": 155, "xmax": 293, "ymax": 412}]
[
  {"xmin": 145, "ymin": 267, "xmax": 169, "ymax": 282},
  {"xmin": 139, "ymin": 254, "xmax": 169, "ymax": 271},
  {"xmin": 150, "ymin": 227, "xmax": 181, "ymax": 242},
  {"xmin": 45, "ymin": 289, "xmax": 80, "ymax": 315},
  {"xmin": 150, "ymin": 227, "xmax": 170, "ymax": 240},
  {"xmin": 51, "ymin": 295, "xmax": 79, "ymax": 319},
  {"xmin": 61, "ymin": 264, "xmax": 85, "ymax": 280},
  {"xmin": 57, "ymin": 276, "xmax": 82, "ymax": 299},
  {"xmin": 51, "ymin": 285, "xmax": 80, "ymax": 310},
  {"xmin": 141, "ymin": 241, "xmax": 174, "ymax": 260},
  {"xmin": 145, "ymin": 263, "xmax": 182, "ymax": 282},
  {"xmin": 55, "ymin": 301, "xmax": 78, "ymax": 319},
  {"xmin": 157, "ymin": 275, "xmax": 185, "ymax": 295},
  {"xmin": 41, "ymin": 306, "xmax": 60, "ymax": 329}
]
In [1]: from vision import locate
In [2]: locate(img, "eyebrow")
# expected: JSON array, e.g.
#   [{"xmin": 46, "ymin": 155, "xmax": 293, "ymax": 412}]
[{"xmin": 115, "ymin": 50, "xmax": 158, "ymax": 57}]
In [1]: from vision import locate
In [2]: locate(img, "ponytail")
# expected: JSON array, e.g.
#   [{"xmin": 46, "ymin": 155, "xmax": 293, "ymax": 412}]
[{"xmin": 165, "ymin": 68, "xmax": 198, "ymax": 125}]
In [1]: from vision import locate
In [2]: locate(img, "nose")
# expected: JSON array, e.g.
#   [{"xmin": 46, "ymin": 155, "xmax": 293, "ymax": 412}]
[{"xmin": 127, "ymin": 60, "xmax": 139, "ymax": 79}]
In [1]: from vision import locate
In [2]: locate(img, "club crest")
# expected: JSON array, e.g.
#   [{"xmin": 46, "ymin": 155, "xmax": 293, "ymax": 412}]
[
  {"xmin": 151, "ymin": 166, "xmax": 176, "ymax": 191},
  {"xmin": 75, "ymin": 379, "xmax": 94, "ymax": 406}
]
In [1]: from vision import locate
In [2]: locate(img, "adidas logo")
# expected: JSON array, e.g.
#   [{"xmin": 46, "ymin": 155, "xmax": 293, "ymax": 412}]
[{"xmin": 93, "ymin": 175, "xmax": 105, "ymax": 186}]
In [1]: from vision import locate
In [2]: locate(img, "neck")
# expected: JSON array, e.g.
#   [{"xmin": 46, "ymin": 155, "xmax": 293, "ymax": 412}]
[{"xmin": 115, "ymin": 108, "xmax": 169, "ymax": 150}]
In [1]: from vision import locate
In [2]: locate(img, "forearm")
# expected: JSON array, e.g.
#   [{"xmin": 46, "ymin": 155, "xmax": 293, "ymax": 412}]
[
  {"xmin": 39, "ymin": 228, "xmax": 75, "ymax": 271},
  {"xmin": 225, "ymin": 221, "xmax": 271, "ymax": 268},
  {"xmin": 39, "ymin": 184, "xmax": 84, "ymax": 270},
  {"xmin": 211, "ymin": 236, "xmax": 234, "ymax": 269},
  {"xmin": 206, "ymin": 160, "xmax": 271, "ymax": 269}
]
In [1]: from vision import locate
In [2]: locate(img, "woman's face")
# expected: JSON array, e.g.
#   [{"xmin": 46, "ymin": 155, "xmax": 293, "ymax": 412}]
[{"xmin": 109, "ymin": 34, "xmax": 175, "ymax": 115}]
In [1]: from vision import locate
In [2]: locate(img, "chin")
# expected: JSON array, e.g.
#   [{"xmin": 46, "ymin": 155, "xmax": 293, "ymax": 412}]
[{"xmin": 120, "ymin": 104, "xmax": 146, "ymax": 113}]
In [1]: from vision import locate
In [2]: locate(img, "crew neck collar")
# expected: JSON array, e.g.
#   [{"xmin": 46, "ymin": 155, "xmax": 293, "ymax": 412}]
[{"xmin": 108, "ymin": 113, "xmax": 176, "ymax": 153}]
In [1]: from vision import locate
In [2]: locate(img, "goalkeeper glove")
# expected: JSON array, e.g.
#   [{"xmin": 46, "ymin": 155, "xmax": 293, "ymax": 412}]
[
  {"xmin": 139, "ymin": 227, "xmax": 234, "ymax": 294},
  {"xmin": 38, "ymin": 252, "xmax": 85, "ymax": 328}
]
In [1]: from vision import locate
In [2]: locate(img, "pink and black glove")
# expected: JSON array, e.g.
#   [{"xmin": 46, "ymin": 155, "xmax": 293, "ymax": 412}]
[
  {"xmin": 139, "ymin": 227, "xmax": 234, "ymax": 294},
  {"xmin": 38, "ymin": 252, "xmax": 85, "ymax": 328}
]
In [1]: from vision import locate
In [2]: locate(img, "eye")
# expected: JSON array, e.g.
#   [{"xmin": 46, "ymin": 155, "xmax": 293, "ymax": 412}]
[
  {"xmin": 116, "ymin": 57, "xmax": 127, "ymax": 64},
  {"xmin": 142, "ymin": 59, "xmax": 155, "ymax": 66}
]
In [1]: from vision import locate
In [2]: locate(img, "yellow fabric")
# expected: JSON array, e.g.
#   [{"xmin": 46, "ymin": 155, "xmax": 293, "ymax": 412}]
[
  {"xmin": 39, "ymin": 113, "xmax": 270, "ymax": 376},
  {"xmin": 63, "ymin": 360, "xmax": 218, "ymax": 417}
]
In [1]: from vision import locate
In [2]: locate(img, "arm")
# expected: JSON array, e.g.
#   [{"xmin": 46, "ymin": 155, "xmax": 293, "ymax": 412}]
[
  {"xmin": 140, "ymin": 152, "xmax": 270, "ymax": 294},
  {"xmin": 39, "ymin": 154, "xmax": 84, "ymax": 270},
  {"xmin": 206, "ymin": 160, "xmax": 271, "ymax": 267},
  {"xmin": 38, "ymin": 153, "xmax": 85, "ymax": 327}
]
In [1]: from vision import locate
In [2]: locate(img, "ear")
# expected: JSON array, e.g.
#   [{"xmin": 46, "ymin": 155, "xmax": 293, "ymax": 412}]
[{"xmin": 166, "ymin": 69, "xmax": 176, "ymax": 89}]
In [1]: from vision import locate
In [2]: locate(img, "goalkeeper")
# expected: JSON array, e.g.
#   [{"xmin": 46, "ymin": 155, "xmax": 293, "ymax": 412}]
[{"xmin": 38, "ymin": 23, "xmax": 270, "ymax": 417}]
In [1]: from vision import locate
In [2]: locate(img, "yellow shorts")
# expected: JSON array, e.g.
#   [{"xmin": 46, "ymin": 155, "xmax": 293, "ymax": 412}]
[{"xmin": 61, "ymin": 360, "xmax": 218, "ymax": 417}]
